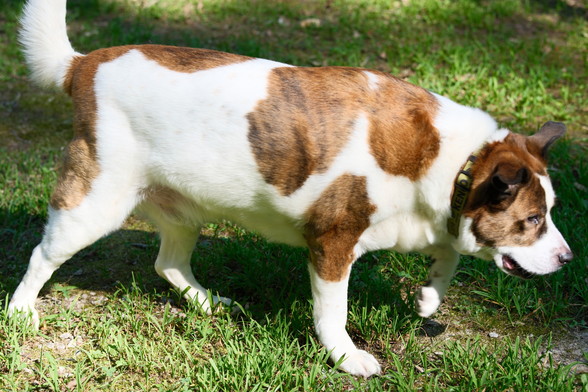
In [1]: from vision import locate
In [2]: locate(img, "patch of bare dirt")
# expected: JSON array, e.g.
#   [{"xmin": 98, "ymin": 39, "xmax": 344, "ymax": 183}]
[{"xmin": 419, "ymin": 310, "xmax": 588, "ymax": 376}]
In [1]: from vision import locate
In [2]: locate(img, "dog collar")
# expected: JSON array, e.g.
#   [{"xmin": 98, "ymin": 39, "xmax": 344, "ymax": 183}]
[{"xmin": 447, "ymin": 148, "xmax": 482, "ymax": 237}]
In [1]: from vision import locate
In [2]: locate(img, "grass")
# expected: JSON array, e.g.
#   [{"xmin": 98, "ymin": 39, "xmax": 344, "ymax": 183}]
[{"xmin": 1, "ymin": 0, "xmax": 587, "ymax": 390}]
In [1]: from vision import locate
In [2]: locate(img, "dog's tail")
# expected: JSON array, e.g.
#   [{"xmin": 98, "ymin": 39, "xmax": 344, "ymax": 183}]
[{"xmin": 20, "ymin": 0, "xmax": 81, "ymax": 90}]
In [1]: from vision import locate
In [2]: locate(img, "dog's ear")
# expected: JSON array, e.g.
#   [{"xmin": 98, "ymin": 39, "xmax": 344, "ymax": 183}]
[
  {"xmin": 528, "ymin": 121, "xmax": 566, "ymax": 159},
  {"xmin": 467, "ymin": 161, "xmax": 529, "ymax": 210},
  {"xmin": 490, "ymin": 162, "xmax": 529, "ymax": 202}
]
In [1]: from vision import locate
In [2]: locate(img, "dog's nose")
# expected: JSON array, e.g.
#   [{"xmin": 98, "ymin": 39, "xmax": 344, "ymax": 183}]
[{"xmin": 558, "ymin": 251, "xmax": 573, "ymax": 265}]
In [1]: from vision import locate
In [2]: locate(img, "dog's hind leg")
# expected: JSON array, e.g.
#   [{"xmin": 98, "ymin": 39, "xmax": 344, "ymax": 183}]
[
  {"xmin": 141, "ymin": 204, "xmax": 233, "ymax": 313},
  {"xmin": 9, "ymin": 140, "xmax": 142, "ymax": 327}
]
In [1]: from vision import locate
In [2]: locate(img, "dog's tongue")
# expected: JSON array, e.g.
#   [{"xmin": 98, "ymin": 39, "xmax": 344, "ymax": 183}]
[{"xmin": 502, "ymin": 255, "xmax": 516, "ymax": 271}]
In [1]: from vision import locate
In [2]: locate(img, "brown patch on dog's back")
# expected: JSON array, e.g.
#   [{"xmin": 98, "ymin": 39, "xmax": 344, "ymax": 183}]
[
  {"xmin": 248, "ymin": 68, "xmax": 365, "ymax": 195},
  {"xmin": 463, "ymin": 133, "xmax": 550, "ymax": 247},
  {"xmin": 367, "ymin": 78, "xmax": 439, "ymax": 180},
  {"xmin": 247, "ymin": 67, "xmax": 440, "ymax": 195},
  {"xmin": 138, "ymin": 45, "xmax": 251, "ymax": 73},
  {"xmin": 304, "ymin": 174, "xmax": 376, "ymax": 281}
]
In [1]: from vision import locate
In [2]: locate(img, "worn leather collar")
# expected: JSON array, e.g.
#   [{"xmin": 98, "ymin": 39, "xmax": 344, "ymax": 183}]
[{"xmin": 447, "ymin": 148, "xmax": 483, "ymax": 237}]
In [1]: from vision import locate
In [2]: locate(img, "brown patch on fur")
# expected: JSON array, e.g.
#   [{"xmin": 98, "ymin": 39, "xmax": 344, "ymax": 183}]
[
  {"xmin": 141, "ymin": 186, "xmax": 188, "ymax": 217},
  {"xmin": 469, "ymin": 176, "xmax": 548, "ymax": 247},
  {"xmin": 367, "ymin": 78, "xmax": 440, "ymax": 180},
  {"xmin": 248, "ymin": 67, "xmax": 439, "ymax": 195},
  {"xmin": 62, "ymin": 55, "xmax": 83, "ymax": 96},
  {"xmin": 463, "ymin": 133, "xmax": 550, "ymax": 247},
  {"xmin": 304, "ymin": 174, "xmax": 376, "ymax": 281},
  {"xmin": 138, "ymin": 45, "xmax": 251, "ymax": 73},
  {"xmin": 50, "ymin": 138, "xmax": 100, "ymax": 209}
]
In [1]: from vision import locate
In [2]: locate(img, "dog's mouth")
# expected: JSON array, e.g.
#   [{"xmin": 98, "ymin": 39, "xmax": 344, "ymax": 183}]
[{"xmin": 501, "ymin": 255, "xmax": 533, "ymax": 279}]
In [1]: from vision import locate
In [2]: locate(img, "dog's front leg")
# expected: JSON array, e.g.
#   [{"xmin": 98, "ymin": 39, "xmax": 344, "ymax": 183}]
[
  {"xmin": 416, "ymin": 247, "xmax": 460, "ymax": 318},
  {"xmin": 308, "ymin": 262, "xmax": 381, "ymax": 378}
]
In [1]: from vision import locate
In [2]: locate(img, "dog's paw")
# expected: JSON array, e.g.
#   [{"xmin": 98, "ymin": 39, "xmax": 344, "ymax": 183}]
[
  {"xmin": 416, "ymin": 286, "xmax": 441, "ymax": 318},
  {"xmin": 7, "ymin": 302, "xmax": 40, "ymax": 329},
  {"xmin": 211, "ymin": 295, "xmax": 243, "ymax": 316},
  {"xmin": 338, "ymin": 350, "xmax": 381, "ymax": 378},
  {"xmin": 191, "ymin": 292, "xmax": 239, "ymax": 315}
]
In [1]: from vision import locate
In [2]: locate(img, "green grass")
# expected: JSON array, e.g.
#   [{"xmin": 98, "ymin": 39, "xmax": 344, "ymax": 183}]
[{"xmin": 1, "ymin": 0, "xmax": 587, "ymax": 390}]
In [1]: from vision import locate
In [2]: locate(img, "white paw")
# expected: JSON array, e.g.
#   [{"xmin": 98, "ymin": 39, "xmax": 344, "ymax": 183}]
[
  {"xmin": 7, "ymin": 302, "xmax": 40, "ymax": 329},
  {"xmin": 338, "ymin": 349, "xmax": 381, "ymax": 378},
  {"xmin": 194, "ymin": 293, "xmax": 241, "ymax": 316},
  {"xmin": 416, "ymin": 286, "xmax": 441, "ymax": 318},
  {"xmin": 212, "ymin": 295, "xmax": 242, "ymax": 315}
]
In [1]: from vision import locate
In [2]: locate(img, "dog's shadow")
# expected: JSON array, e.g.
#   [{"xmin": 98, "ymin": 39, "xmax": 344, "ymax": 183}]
[
  {"xmin": 1, "ymin": 209, "xmax": 423, "ymax": 338},
  {"xmin": 418, "ymin": 319, "xmax": 447, "ymax": 337}
]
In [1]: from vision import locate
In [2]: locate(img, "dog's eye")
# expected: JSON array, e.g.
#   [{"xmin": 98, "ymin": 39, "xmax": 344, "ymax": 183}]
[{"xmin": 527, "ymin": 215, "xmax": 540, "ymax": 225}]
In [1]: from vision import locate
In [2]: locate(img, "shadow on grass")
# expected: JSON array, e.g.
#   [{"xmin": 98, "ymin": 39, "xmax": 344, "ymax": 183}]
[
  {"xmin": 533, "ymin": 0, "xmax": 588, "ymax": 18},
  {"xmin": 0, "ymin": 204, "xmax": 417, "ymax": 328}
]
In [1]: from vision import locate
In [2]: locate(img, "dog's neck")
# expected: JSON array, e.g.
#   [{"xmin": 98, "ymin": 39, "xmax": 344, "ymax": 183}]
[{"xmin": 447, "ymin": 147, "xmax": 484, "ymax": 237}]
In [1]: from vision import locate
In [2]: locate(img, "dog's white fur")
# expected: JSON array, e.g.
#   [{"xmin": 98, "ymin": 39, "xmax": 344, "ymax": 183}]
[{"xmin": 9, "ymin": 0, "xmax": 572, "ymax": 378}]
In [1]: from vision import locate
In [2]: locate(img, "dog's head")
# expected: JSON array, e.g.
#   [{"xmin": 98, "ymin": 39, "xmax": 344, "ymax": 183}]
[{"xmin": 459, "ymin": 121, "xmax": 572, "ymax": 278}]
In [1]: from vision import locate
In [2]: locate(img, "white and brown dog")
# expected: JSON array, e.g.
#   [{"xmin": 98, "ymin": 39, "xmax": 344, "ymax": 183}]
[{"xmin": 10, "ymin": 0, "xmax": 573, "ymax": 377}]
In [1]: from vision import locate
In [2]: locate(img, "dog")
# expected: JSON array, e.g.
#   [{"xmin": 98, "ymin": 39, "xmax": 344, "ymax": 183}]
[{"xmin": 9, "ymin": 0, "xmax": 573, "ymax": 377}]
